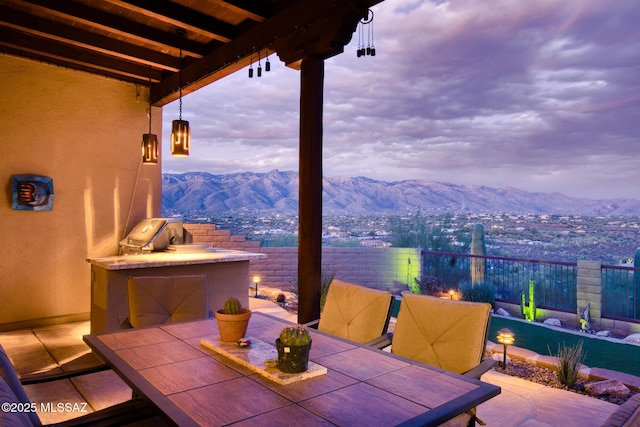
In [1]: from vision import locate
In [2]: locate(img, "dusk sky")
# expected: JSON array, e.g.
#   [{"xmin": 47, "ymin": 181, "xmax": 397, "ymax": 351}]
[{"xmin": 162, "ymin": 0, "xmax": 640, "ymax": 201}]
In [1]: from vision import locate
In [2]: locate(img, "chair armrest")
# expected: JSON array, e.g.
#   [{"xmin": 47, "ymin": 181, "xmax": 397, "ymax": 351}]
[
  {"xmin": 48, "ymin": 398, "xmax": 166, "ymax": 427},
  {"xmin": 20, "ymin": 364, "xmax": 110, "ymax": 385},
  {"xmin": 366, "ymin": 333, "xmax": 393, "ymax": 349},
  {"xmin": 463, "ymin": 358, "xmax": 497, "ymax": 380},
  {"xmin": 303, "ymin": 319, "xmax": 320, "ymax": 329}
]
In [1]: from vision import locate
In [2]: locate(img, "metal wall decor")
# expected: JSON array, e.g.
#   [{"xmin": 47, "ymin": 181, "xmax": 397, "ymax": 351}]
[
  {"xmin": 11, "ymin": 175, "xmax": 54, "ymax": 210},
  {"xmin": 357, "ymin": 9, "xmax": 376, "ymax": 57}
]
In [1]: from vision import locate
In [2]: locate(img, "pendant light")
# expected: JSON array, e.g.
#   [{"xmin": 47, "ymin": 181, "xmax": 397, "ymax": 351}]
[
  {"xmin": 142, "ymin": 80, "xmax": 158, "ymax": 164},
  {"xmin": 171, "ymin": 29, "xmax": 190, "ymax": 157}
]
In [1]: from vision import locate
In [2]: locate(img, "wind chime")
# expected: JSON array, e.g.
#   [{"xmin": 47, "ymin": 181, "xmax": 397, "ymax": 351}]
[
  {"xmin": 357, "ymin": 9, "xmax": 376, "ymax": 58},
  {"xmin": 249, "ymin": 52, "xmax": 271, "ymax": 78}
]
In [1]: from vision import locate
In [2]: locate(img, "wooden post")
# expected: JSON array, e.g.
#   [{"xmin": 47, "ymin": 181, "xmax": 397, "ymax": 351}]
[{"xmin": 297, "ymin": 56, "xmax": 324, "ymax": 324}]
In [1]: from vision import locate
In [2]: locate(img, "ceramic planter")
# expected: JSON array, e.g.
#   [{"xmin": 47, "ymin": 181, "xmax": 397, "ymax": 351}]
[
  {"xmin": 275, "ymin": 338, "xmax": 312, "ymax": 373},
  {"xmin": 215, "ymin": 309, "xmax": 251, "ymax": 342}
]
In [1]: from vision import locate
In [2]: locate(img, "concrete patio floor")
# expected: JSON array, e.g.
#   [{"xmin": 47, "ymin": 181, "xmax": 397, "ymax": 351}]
[{"xmin": 0, "ymin": 299, "xmax": 621, "ymax": 426}]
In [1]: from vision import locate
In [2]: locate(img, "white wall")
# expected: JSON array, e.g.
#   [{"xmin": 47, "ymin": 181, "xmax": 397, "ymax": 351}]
[{"xmin": 0, "ymin": 54, "xmax": 162, "ymax": 329}]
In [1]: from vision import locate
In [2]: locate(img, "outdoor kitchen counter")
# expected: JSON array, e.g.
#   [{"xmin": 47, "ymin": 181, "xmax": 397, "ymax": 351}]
[
  {"xmin": 87, "ymin": 248, "xmax": 266, "ymax": 270},
  {"xmin": 87, "ymin": 249, "xmax": 266, "ymax": 333}
]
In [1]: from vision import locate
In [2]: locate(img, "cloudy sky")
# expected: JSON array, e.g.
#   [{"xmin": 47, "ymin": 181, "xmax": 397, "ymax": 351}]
[{"xmin": 162, "ymin": 0, "xmax": 640, "ymax": 201}]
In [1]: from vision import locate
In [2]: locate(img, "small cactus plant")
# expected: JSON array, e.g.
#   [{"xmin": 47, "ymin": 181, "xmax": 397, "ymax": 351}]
[
  {"xmin": 223, "ymin": 297, "xmax": 242, "ymax": 315},
  {"xmin": 279, "ymin": 325, "xmax": 311, "ymax": 347},
  {"xmin": 216, "ymin": 297, "xmax": 250, "ymax": 342}
]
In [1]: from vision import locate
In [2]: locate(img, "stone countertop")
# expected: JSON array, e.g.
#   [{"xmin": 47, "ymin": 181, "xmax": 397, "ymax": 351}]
[{"xmin": 87, "ymin": 248, "xmax": 267, "ymax": 270}]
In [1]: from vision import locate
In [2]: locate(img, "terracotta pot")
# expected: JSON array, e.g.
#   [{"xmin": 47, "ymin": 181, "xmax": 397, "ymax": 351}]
[
  {"xmin": 215, "ymin": 309, "xmax": 251, "ymax": 342},
  {"xmin": 275, "ymin": 338, "xmax": 312, "ymax": 373}
]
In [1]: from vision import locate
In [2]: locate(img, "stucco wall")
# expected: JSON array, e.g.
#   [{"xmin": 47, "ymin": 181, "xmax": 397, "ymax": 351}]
[{"xmin": 0, "ymin": 54, "xmax": 162, "ymax": 330}]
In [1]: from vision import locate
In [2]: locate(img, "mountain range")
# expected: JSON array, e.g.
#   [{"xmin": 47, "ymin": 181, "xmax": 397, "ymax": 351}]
[{"xmin": 162, "ymin": 170, "xmax": 640, "ymax": 216}]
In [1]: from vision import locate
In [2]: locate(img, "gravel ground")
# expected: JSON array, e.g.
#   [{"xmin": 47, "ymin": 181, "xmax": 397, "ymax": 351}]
[{"xmin": 494, "ymin": 358, "xmax": 634, "ymax": 405}]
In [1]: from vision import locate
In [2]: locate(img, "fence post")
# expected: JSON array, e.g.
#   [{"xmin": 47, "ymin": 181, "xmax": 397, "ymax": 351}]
[{"xmin": 576, "ymin": 260, "xmax": 602, "ymax": 328}]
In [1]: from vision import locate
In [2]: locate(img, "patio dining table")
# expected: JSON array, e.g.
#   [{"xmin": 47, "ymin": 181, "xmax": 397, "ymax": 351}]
[{"xmin": 83, "ymin": 312, "xmax": 500, "ymax": 426}]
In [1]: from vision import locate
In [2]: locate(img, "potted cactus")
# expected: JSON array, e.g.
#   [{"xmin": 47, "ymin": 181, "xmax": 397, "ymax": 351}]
[
  {"xmin": 215, "ymin": 297, "xmax": 251, "ymax": 342},
  {"xmin": 275, "ymin": 325, "xmax": 312, "ymax": 373}
]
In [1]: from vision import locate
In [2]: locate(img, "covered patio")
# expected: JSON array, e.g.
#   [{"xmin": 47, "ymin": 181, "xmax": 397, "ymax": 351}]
[
  {"xmin": 0, "ymin": 301, "xmax": 620, "ymax": 426},
  {"xmin": 1, "ymin": 0, "xmax": 383, "ymax": 329}
]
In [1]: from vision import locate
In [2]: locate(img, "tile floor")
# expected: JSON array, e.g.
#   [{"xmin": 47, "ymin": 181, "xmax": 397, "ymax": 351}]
[{"xmin": 0, "ymin": 300, "xmax": 621, "ymax": 426}]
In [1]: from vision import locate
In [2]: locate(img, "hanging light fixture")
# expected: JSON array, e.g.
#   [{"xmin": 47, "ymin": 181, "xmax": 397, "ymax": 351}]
[
  {"xmin": 142, "ymin": 79, "xmax": 158, "ymax": 164},
  {"xmin": 171, "ymin": 29, "xmax": 190, "ymax": 157}
]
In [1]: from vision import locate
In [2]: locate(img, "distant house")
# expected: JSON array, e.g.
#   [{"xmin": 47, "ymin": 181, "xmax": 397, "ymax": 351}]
[{"xmin": 360, "ymin": 239, "xmax": 391, "ymax": 248}]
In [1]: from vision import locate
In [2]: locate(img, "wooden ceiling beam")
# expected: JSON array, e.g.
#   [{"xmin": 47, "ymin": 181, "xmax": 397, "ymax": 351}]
[
  {"xmin": 0, "ymin": 5, "xmax": 180, "ymax": 71},
  {"xmin": 0, "ymin": 27, "xmax": 164, "ymax": 82},
  {"xmin": 11, "ymin": 0, "xmax": 207, "ymax": 58},
  {"xmin": 150, "ymin": 0, "xmax": 375, "ymax": 106},
  {"xmin": 100, "ymin": 0, "xmax": 237, "ymax": 43},
  {"xmin": 210, "ymin": 0, "xmax": 270, "ymax": 22},
  {"xmin": 222, "ymin": 0, "xmax": 269, "ymax": 22}
]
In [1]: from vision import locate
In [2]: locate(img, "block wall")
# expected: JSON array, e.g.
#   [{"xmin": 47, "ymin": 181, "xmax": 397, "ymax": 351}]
[{"xmin": 184, "ymin": 224, "xmax": 420, "ymax": 293}]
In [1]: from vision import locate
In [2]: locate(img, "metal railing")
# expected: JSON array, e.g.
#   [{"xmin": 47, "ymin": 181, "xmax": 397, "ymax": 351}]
[
  {"xmin": 602, "ymin": 264, "xmax": 640, "ymax": 320},
  {"xmin": 420, "ymin": 250, "xmax": 578, "ymax": 312}
]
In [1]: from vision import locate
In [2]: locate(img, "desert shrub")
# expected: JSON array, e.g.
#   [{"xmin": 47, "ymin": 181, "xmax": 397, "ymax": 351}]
[
  {"xmin": 459, "ymin": 280, "xmax": 495, "ymax": 307},
  {"xmin": 413, "ymin": 275, "xmax": 442, "ymax": 296},
  {"xmin": 553, "ymin": 341, "xmax": 585, "ymax": 388},
  {"xmin": 294, "ymin": 270, "xmax": 335, "ymax": 313},
  {"xmin": 320, "ymin": 271, "xmax": 336, "ymax": 312}
]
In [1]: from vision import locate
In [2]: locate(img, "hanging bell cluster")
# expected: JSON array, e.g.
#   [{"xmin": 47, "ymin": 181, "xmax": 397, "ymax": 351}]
[
  {"xmin": 249, "ymin": 53, "xmax": 271, "ymax": 78},
  {"xmin": 357, "ymin": 9, "xmax": 376, "ymax": 57}
]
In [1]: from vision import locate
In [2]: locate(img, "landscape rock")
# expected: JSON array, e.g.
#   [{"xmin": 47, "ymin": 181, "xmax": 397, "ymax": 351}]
[
  {"xmin": 496, "ymin": 308, "xmax": 512, "ymax": 317},
  {"xmin": 543, "ymin": 318, "xmax": 562, "ymax": 327},
  {"xmin": 623, "ymin": 333, "xmax": 640, "ymax": 344},
  {"xmin": 596, "ymin": 330, "xmax": 612, "ymax": 337},
  {"xmin": 585, "ymin": 379, "xmax": 630, "ymax": 397},
  {"xmin": 252, "ymin": 287, "xmax": 297, "ymax": 301}
]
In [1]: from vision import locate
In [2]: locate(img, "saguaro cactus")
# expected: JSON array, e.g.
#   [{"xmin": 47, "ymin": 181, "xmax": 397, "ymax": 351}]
[
  {"xmin": 521, "ymin": 279, "xmax": 537, "ymax": 322},
  {"xmin": 470, "ymin": 223, "xmax": 486, "ymax": 285}
]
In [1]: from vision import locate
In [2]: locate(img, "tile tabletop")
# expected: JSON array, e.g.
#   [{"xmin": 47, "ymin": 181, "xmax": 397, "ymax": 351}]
[{"xmin": 85, "ymin": 313, "xmax": 500, "ymax": 426}]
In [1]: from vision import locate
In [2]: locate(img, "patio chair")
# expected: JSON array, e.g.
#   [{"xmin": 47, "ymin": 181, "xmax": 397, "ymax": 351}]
[
  {"xmin": 125, "ymin": 275, "xmax": 210, "ymax": 328},
  {"xmin": 0, "ymin": 344, "xmax": 165, "ymax": 426},
  {"xmin": 378, "ymin": 293, "xmax": 496, "ymax": 427},
  {"xmin": 308, "ymin": 279, "xmax": 394, "ymax": 344}
]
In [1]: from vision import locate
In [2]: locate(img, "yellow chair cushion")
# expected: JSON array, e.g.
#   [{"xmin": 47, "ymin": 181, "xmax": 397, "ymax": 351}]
[
  {"xmin": 128, "ymin": 275, "xmax": 209, "ymax": 328},
  {"xmin": 392, "ymin": 293, "xmax": 490, "ymax": 375},
  {"xmin": 317, "ymin": 279, "xmax": 392, "ymax": 344}
]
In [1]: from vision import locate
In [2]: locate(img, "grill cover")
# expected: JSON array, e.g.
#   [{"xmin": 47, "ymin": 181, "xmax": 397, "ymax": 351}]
[{"xmin": 119, "ymin": 218, "xmax": 183, "ymax": 253}]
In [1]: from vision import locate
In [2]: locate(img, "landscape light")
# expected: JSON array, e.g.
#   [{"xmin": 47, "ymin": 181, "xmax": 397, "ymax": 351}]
[
  {"xmin": 253, "ymin": 275, "xmax": 261, "ymax": 297},
  {"xmin": 496, "ymin": 328, "xmax": 515, "ymax": 368}
]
